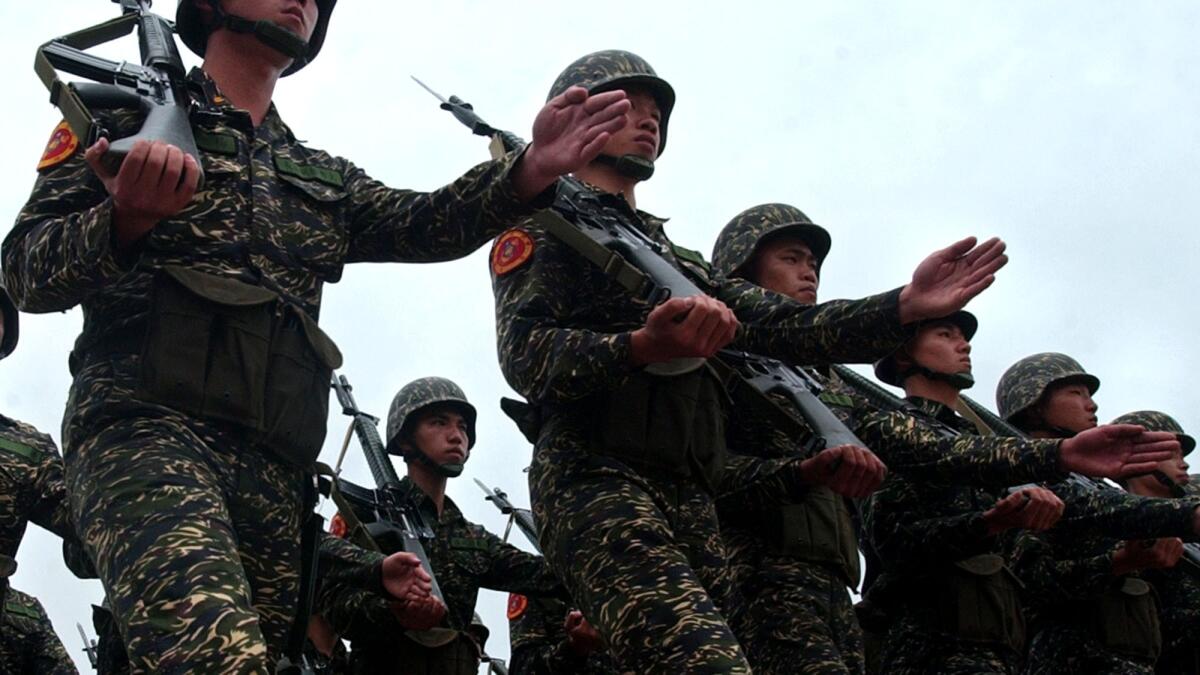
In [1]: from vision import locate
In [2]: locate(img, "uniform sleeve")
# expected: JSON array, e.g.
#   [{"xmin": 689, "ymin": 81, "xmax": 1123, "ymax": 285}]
[
  {"xmin": 868, "ymin": 481, "xmax": 994, "ymax": 569},
  {"xmin": 1009, "ymin": 530, "xmax": 1117, "ymax": 605},
  {"xmin": 3, "ymin": 133, "xmax": 134, "ymax": 313},
  {"xmin": 27, "ymin": 444, "xmax": 76, "ymax": 545},
  {"xmin": 508, "ymin": 598, "xmax": 593, "ymax": 675},
  {"xmin": 493, "ymin": 222, "xmax": 637, "ymax": 404},
  {"xmin": 1051, "ymin": 481, "xmax": 1200, "ymax": 540},
  {"xmin": 16, "ymin": 592, "xmax": 79, "ymax": 675},
  {"xmin": 479, "ymin": 532, "xmax": 564, "ymax": 598},
  {"xmin": 853, "ymin": 409, "xmax": 1065, "ymax": 487},
  {"xmin": 314, "ymin": 533, "xmax": 399, "ymax": 642},
  {"xmin": 343, "ymin": 149, "xmax": 546, "ymax": 264}
]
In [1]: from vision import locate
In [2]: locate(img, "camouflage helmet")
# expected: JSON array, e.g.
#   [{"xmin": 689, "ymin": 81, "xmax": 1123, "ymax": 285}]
[
  {"xmin": 385, "ymin": 377, "xmax": 477, "ymax": 477},
  {"xmin": 0, "ymin": 280, "xmax": 18, "ymax": 361},
  {"xmin": 176, "ymin": 0, "xmax": 336, "ymax": 77},
  {"xmin": 996, "ymin": 352, "xmax": 1100, "ymax": 422},
  {"xmin": 1112, "ymin": 410, "xmax": 1195, "ymax": 458},
  {"xmin": 547, "ymin": 50, "xmax": 676, "ymax": 156},
  {"xmin": 874, "ymin": 311, "xmax": 978, "ymax": 388},
  {"xmin": 711, "ymin": 203, "xmax": 832, "ymax": 280}
]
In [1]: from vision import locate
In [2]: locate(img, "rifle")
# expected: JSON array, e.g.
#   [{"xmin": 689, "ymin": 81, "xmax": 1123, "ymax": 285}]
[
  {"xmin": 416, "ymin": 79, "xmax": 865, "ymax": 453},
  {"xmin": 76, "ymin": 622, "xmax": 99, "ymax": 670},
  {"xmin": 481, "ymin": 655, "xmax": 510, "ymax": 675},
  {"xmin": 330, "ymin": 374, "xmax": 444, "ymax": 604},
  {"xmin": 474, "ymin": 479, "xmax": 541, "ymax": 554},
  {"xmin": 35, "ymin": 0, "xmax": 202, "ymax": 179}
]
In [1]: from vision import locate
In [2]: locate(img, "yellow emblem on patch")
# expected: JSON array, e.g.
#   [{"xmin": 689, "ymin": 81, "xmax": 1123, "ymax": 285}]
[
  {"xmin": 37, "ymin": 121, "xmax": 79, "ymax": 171},
  {"xmin": 507, "ymin": 593, "xmax": 529, "ymax": 620},
  {"xmin": 491, "ymin": 228, "xmax": 535, "ymax": 276}
]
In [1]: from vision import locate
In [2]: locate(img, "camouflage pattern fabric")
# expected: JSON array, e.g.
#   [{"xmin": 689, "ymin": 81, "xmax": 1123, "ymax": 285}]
[
  {"xmin": 3, "ymin": 66, "xmax": 532, "ymax": 672},
  {"xmin": 0, "ymin": 413, "xmax": 75, "ymax": 557},
  {"xmin": 92, "ymin": 602, "xmax": 132, "ymax": 675},
  {"xmin": 710, "ymin": 202, "xmax": 832, "ymax": 280},
  {"xmin": 861, "ymin": 397, "xmax": 1020, "ymax": 674},
  {"xmin": 386, "ymin": 376, "xmax": 478, "ymax": 451},
  {"xmin": 507, "ymin": 594, "xmax": 619, "ymax": 675},
  {"xmin": 317, "ymin": 476, "xmax": 561, "ymax": 673},
  {"xmin": 1142, "ymin": 563, "xmax": 1200, "ymax": 674},
  {"xmin": 1111, "ymin": 410, "xmax": 1195, "ymax": 457},
  {"xmin": 995, "ymin": 352, "xmax": 1100, "ymax": 422},
  {"xmin": 492, "ymin": 182, "xmax": 916, "ymax": 672},
  {"xmin": 0, "ymin": 587, "xmax": 77, "ymax": 675}
]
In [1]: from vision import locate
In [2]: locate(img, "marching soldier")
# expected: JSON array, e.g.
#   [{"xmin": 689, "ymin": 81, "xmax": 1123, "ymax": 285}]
[
  {"xmin": 318, "ymin": 377, "xmax": 563, "ymax": 674},
  {"xmin": 2, "ymin": 0, "xmax": 629, "ymax": 669},
  {"xmin": 0, "ymin": 585, "xmax": 76, "ymax": 675},
  {"xmin": 1113, "ymin": 411, "xmax": 1200, "ymax": 675},
  {"xmin": 507, "ymin": 593, "xmax": 614, "ymax": 675},
  {"xmin": 492, "ymin": 50, "xmax": 1010, "ymax": 671}
]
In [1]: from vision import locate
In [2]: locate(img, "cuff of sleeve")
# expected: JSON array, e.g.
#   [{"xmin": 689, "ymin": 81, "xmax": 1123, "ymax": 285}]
[
  {"xmin": 1034, "ymin": 440, "xmax": 1070, "ymax": 482},
  {"xmin": 85, "ymin": 199, "xmax": 141, "ymax": 272},
  {"xmin": 492, "ymin": 147, "xmax": 557, "ymax": 218},
  {"xmin": 368, "ymin": 560, "xmax": 389, "ymax": 598}
]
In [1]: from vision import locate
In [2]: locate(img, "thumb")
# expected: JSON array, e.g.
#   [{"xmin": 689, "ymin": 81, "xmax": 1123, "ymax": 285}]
[{"xmin": 84, "ymin": 138, "xmax": 115, "ymax": 180}]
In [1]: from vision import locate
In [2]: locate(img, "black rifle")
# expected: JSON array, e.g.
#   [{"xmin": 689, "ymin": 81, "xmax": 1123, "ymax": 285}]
[
  {"xmin": 416, "ymin": 79, "xmax": 865, "ymax": 452},
  {"xmin": 482, "ymin": 655, "xmax": 510, "ymax": 675},
  {"xmin": 35, "ymin": 0, "xmax": 202, "ymax": 179},
  {"xmin": 330, "ymin": 374, "xmax": 444, "ymax": 604},
  {"xmin": 474, "ymin": 479, "xmax": 541, "ymax": 554}
]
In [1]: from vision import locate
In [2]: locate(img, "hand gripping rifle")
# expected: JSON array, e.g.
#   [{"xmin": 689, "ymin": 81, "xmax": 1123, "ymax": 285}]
[
  {"xmin": 474, "ymin": 479, "xmax": 541, "ymax": 554},
  {"xmin": 35, "ymin": 0, "xmax": 202, "ymax": 181},
  {"xmin": 330, "ymin": 374, "xmax": 444, "ymax": 604}
]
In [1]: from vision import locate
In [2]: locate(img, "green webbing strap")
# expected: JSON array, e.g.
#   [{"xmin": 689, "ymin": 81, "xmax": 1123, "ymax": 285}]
[
  {"xmin": 313, "ymin": 462, "xmax": 381, "ymax": 553},
  {"xmin": 952, "ymin": 397, "xmax": 996, "ymax": 437},
  {"xmin": 530, "ymin": 210, "xmax": 654, "ymax": 299},
  {"xmin": 34, "ymin": 13, "xmax": 139, "ymax": 145},
  {"xmin": 0, "ymin": 437, "xmax": 40, "ymax": 461}
]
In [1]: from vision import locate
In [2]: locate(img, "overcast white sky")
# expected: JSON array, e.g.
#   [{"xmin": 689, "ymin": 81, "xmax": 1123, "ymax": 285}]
[{"xmin": 2, "ymin": 1, "xmax": 1198, "ymax": 670}]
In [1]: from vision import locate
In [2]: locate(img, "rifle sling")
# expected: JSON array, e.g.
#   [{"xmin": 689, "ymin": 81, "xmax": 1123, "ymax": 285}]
[
  {"xmin": 35, "ymin": 13, "xmax": 139, "ymax": 146},
  {"xmin": 952, "ymin": 397, "xmax": 996, "ymax": 437},
  {"xmin": 530, "ymin": 210, "xmax": 654, "ymax": 300},
  {"xmin": 314, "ymin": 462, "xmax": 381, "ymax": 553}
]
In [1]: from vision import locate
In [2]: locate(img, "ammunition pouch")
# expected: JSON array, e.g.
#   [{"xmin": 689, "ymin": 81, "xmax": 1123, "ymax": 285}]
[
  {"xmin": 1088, "ymin": 577, "xmax": 1162, "ymax": 661},
  {"xmin": 590, "ymin": 368, "xmax": 727, "ymax": 490},
  {"xmin": 137, "ymin": 266, "xmax": 342, "ymax": 465},
  {"xmin": 770, "ymin": 487, "xmax": 861, "ymax": 588},
  {"xmin": 913, "ymin": 554, "xmax": 1025, "ymax": 652}
]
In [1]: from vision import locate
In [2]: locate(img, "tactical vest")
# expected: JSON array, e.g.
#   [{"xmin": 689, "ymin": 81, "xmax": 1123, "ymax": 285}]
[{"xmin": 771, "ymin": 486, "xmax": 861, "ymax": 587}]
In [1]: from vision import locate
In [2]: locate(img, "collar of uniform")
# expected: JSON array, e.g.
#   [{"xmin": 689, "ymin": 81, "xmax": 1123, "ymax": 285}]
[
  {"xmin": 905, "ymin": 396, "xmax": 977, "ymax": 434},
  {"xmin": 396, "ymin": 475, "xmax": 464, "ymax": 524},
  {"xmin": 571, "ymin": 179, "xmax": 668, "ymax": 235},
  {"xmin": 185, "ymin": 67, "xmax": 297, "ymax": 143}
]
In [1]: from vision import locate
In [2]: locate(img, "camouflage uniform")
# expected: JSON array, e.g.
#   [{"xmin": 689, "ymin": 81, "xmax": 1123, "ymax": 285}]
[
  {"xmin": 3, "ymin": 65, "xmax": 536, "ymax": 672},
  {"xmin": 0, "ymin": 413, "xmax": 74, "ymax": 559},
  {"xmin": 493, "ymin": 132, "xmax": 914, "ymax": 672},
  {"xmin": 0, "ymin": 587, "xmax": 77, "ymax": 674},
  {"xmin": 318, "ymin": 476, "xmax": 562, "ymax": 674},
  {"xmin": 507, "ymin": 593, "xmax": 619, "ymax": 675}
]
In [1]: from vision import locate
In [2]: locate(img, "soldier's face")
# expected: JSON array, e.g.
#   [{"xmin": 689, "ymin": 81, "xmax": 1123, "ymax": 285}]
[
  {"xmin": 216, "ymin": 0, "xmax": 320, "ymax": 41},
  {"xmin": 600, "ymin": 88, "xmax": 661, "ymax": 161},
  {"xmin": 1158, "ymin": 448, "xmax": 1189, "ymax": 486},
  {"xmin": 1037, "ymin": 382, "xmax": 1098, "ymax": 434},
  {"xmin": 749, "ymin": 236, "xmax": 820, "ymax": 304},
  {"xmin": 905, "ymin": 322, "xmax": 971, "ymax": 377},
  {"xmin": 409, "ymin": 408, "xmax": 469, "ymax": 466}
]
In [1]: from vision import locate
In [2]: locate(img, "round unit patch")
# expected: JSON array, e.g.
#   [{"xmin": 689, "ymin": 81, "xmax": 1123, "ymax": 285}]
[
  {"xmin": 507, "ymin": 593, "xmax": 529, "ymax": 620},
  {"xmin": 491, "ymin": 229, "xmax": 534, "ymax": 275},
  {"xmin": 37, "ymin": 121, "xmax": 79, "ymax": 171}
]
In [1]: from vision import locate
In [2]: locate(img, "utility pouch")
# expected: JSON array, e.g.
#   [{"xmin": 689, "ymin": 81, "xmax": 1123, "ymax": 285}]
[
  {"xmin": 592, "ymin": 369, "xmax": 727, "ymax": 488},
  {"xmin": 261, "ymin": 307, "xmax": 342, "ymax": 465},
  {"xmin": 931, "ymin": 554, "xmax": 1025, "ymax": 651},
  {"xmin": 1089, "ymin": 577, "xmax": 1162, "ymax": 661},
  {"xmin": 138, "ymin": 266, "xmax": 276, "ymax": 427},
  {"xmin": 774, "ymin": 487, "xmax": 861, "ymax": 587}
]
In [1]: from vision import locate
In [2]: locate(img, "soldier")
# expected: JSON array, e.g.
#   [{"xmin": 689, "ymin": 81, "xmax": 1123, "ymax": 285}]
[
  {"xmin": 1113, "ymin": 411, "xmax": 1200, "ymax": 675},
  {"xmin": 2, "ymin": 0, "xmax": 630, "ymax": 669},
  {"xmin": 507, "ymin": 593, "xmax": 614, "ymax": 675},
  {"xmin": 318, "ymin": 377, "xmax": 564, "ymax": 674},
  {"xmin": 707, "ymin": 205, "xmax": 1175, "ymax": 675},
  {"xmin": 999, "ymin": 354, "xmax": 1200, "ymax": 674},
  {"xmin": 0, "ymin": 586, "xmax": 77, "ymax": 675},
  {"xmin": 492, "ymin": 50, "xmax": 1013, "ymax": 671}
]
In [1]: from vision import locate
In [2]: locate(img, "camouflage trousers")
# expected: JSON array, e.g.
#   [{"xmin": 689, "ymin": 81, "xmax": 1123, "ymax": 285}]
[
  {"xmin": 1024, "ymin": 626, "xmax": 1153, "ymax": 675},
  {"xmin": 529, "ymin": 421, "xmax": 748, "ymax": 674},
  {"xmin": 723, "ymin": 527, "xmax": 864, "ymax": 674},
  {"xmin": 0, "ymin": 587, "xmax": 77, "ymax": 674},
  {"xmin": 63, "ymin": 357, "xmax": 307, "ymax": 674},
  {"xmin": 880, "ymin": 613, "xmax": 1017, "ymax": 675}
]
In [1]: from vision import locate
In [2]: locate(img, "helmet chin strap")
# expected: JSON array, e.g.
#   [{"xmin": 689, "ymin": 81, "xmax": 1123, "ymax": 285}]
[
  {"xmin": 594, "ymin": 154, "xmax": 655, "ymax": 181},
  {"xmin": 207, "ymin": 1, "xmax": 309, "ymax": 60},
  {"xmin": 403, "ymin": 447, "xmax": 466, "ymax": 479},
  {"xmin": 1152, "ymin": 470, "xmax": 1186, "ymax": 498},
  {"xmin": 903, "ymin": 364, "xmax": 975, "ymax": 391}
]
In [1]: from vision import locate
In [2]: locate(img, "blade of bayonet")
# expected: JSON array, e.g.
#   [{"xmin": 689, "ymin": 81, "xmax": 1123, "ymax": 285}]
[
  {"xmin": 411, "ymin": 76, "xmax": 449, "ymax": 105},
  {"xmin": 473, "ymin": 478, "xmax": 492, "ymax": 497}
]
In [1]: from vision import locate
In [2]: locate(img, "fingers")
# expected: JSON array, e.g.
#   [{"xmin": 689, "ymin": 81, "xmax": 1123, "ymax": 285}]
[
  {"xmin": 935, "ymin": 236, "xmax": 978, "ymax": 261},
  {"xmin": 178, "ymin": 153, "xmax": 202, "ymax": 196},
  {"xmin": 84, "ymin": 137, "xmax": 116, "ymax": 180},
  {"xmin": 553, "ymin": 86, "xmax": 589, "ymax": 108},
  {"xmin": 1134, "ymin": 430, "xmax": 1182, "ymax": 445},
  {"xmin": 959, "ymin": 236, "xmax": 1005, "ymax": 267},
  {"xmin": 1133, "ymin": 438, "xmax": 1183, "ymax": 457},
  {"xmin": 1100, "ymin": 423, "xmax": 1146, "ymax": 439},
  {"xmin": 581, "ymin": 89, "xmax": 629, "ymax": 114}
]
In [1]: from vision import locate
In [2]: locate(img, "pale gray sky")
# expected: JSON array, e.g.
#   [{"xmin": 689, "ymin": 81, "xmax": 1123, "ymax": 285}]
[{"xmin": 2, "ymin": 1, "xmax": 1197, "ymax": 670}]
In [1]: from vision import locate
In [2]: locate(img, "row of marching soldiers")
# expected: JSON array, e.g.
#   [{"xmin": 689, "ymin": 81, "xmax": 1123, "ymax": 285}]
[{"xmin": 0, "ymin": 2, "xmax": 1195, "ymax": 673}]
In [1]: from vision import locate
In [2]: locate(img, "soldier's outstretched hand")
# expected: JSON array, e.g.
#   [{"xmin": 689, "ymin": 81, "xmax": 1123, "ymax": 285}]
[
  {"xmin": 984, "ymin": 487, "xmax": 1063, "ymax": 534},
  {"xmin": 84, "ymin": 138, "xmax": 200, "ymax": 249},
  {"xmin": 512, "ymin": 86, "xmax": 631, "ymax": 200},
  {"xmin": 1059, "ymin": 425, "xmax": 1181, "ymax": 479},
  {"xmin": 630, "ymin": 296, "xmax": 739, "ymax": 365},
  {"xmin": 564, "ymin": 610, "xmax": 604, "ymax": 656},
  {"xmin": 799, "ymin": 444, "xmax": 887, "ymax": 499},
  {"xmin": 898, "ymin": 236, "xmax": 1008, "ymax": 324},
  {"xmin": 381, "ymin": 551, "xmax": 433, "ymax": 600},
  {"xmin": 1112, "ymin": 538, "xmax": 1184, "ymax": 575}
]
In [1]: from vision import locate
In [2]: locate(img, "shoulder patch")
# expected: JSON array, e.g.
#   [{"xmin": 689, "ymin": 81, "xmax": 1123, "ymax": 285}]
[
  {"xmin": 491, "ymin": 228, "xmax": 534, "ymax": 275},
  {"xmin": 670, "ymin": 243, "xmax": 711, "ymax": 271},
  {"xmin": 0, "ymin": 436, "xmax": 40, "ymax": 461},
  {"xmin": 37, "ymin": 121, "xmax": 79, "ymax": 172},
  {"xmin": 507, "ymin": 593, "xmax": 528, "ymax": 620},
  {"xmin": 819, "ymin": 392, "xmax": 856, "ymax": 408}
]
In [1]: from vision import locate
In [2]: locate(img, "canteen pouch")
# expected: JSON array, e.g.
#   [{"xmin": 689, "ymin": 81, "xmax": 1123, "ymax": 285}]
[
  {"xmin": 933, "ymin": 554, "xmax": 1025, "ymax": 651},
  {"xmin": 592, "ymin": 368, "xmax": 727, "ymax": 489},
  {"xmin": 774, "ymin": 488, "xmax": 861, "ymax": 587},
  {"xmin": 138, "ymin": 266, "xmax": 275, "ymax": 428},
  {"xmin": 138, "ymin": 266, "xmax": 342, "ymax": 466},
  {"xmin": 1090, "ymin": 577, "xmax": 1162, "ymax": 661},
  {"xmin": 261, "ymin": 307, "xmax": 342, "ymax": 466}
]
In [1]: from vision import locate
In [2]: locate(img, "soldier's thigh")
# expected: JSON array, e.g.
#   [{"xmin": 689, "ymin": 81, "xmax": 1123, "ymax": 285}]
[{"xmin": 67, "ymin": 415, "xmax": 269, "ymax": 674}]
